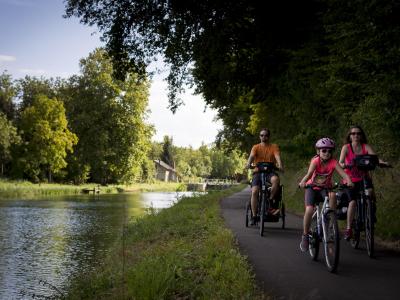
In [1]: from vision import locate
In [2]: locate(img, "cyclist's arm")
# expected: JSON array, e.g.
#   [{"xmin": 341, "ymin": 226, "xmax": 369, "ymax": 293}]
[
  {"xmin": 274, "ymin": 152, "xmax": 284, "ymax": 171},
  {"xmin": 299, "ymin": 161, "xmax": 316, "ymax": 188},
  {"xmin": 246, "ymin": 153, "xmax": 255, "ymax": 169},
  {"xmin": 338, "ymin": 145, "xmax": 347, "ymax": 168},
  {"xmin": 365, "ymin": 144, "xmax": 389, "ymax": 165},
  {"xmin": 335, "ymin": 163, "xmax": 353, "ymax": 187}
]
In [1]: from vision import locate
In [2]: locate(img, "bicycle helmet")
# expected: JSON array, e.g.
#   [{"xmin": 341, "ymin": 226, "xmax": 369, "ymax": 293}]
[{"xmin": 315, "ymin": 137, "xmax": 335, "ymax": 149}]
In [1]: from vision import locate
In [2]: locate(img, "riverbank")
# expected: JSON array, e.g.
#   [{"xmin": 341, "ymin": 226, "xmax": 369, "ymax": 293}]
[
  {"xmin": 66, "ymin": 184, "xmax": 266, "ymax": 299},
  {"xmin": 0, "ymin": 179, "xmax": 186, "ymax": 199}
]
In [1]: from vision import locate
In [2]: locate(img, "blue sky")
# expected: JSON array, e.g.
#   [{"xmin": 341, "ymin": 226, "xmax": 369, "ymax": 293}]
[{"xmin": 0, "ymin": 0, "xmax": 222, "ymax": 148}]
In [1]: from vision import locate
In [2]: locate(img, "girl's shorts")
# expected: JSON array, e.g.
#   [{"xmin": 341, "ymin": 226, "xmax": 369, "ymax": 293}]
[{"xmin": 305, "ymin": 188, "xmax": 328, "ymax": 206}]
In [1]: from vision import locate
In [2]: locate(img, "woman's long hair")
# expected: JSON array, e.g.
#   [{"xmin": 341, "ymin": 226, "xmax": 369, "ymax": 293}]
[{"xmin": 345, "ymin": 125, "xmax": 368, "ymax": 144}]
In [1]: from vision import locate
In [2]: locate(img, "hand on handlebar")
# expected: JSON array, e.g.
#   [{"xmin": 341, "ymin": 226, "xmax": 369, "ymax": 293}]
[
  {"xmin": 298, "ymin": 181, "xmax": 306, "ymax": 189},
  {"xmin": 379, "ymin": 162, "xmax": 392, "ymax": 168}
]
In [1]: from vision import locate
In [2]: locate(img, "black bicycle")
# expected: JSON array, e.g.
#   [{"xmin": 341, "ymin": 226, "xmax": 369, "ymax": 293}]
[
  {"xmin": 245, "ymin": 162, "xmax": 285, "ymax": 236},
  {"xmin": 346, "ymin": 154, "xmax": 390, "ymax": 258}
]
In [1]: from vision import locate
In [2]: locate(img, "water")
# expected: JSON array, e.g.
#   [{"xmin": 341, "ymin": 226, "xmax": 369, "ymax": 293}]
[{"xmin": 0, "ymin": 191, "xmax": 194, "ymax": 299}]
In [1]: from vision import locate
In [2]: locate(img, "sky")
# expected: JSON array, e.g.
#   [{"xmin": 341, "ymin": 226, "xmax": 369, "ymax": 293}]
[{"xmin": 0, "ymin": 0, "xmax": 222, "ymax": 148}]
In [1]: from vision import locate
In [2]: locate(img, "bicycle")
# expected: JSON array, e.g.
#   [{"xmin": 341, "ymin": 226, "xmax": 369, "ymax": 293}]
[
  {"xmin": 346, "ymin": 154, "xmax": 391, "ymax": 258},
  {"xmin": 305, "ymin": 184, "xmax": 340, "ymax": 273},
  {"xmin": 245, "ymin": 162, "xmax": 285, "ymax": 236}
]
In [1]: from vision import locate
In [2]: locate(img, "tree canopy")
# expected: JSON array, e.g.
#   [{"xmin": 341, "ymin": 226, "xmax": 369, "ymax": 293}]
[{"xmin": 65, "ymin": 0, "xmax": 400, "ymax": 161}]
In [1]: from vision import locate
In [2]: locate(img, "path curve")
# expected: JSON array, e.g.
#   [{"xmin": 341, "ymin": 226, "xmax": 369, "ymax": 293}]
[{"xmin": 221, "ymin": 187, "xmax": 400, "ymax": 300}]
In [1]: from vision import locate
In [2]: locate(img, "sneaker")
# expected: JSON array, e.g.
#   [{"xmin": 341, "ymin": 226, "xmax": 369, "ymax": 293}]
[
  {"xmin": 344, "ymin": 228, "xmax": 353, "ymax": 241},
  {"xmin": 300, "ymin": 234, "xmax": 309, "ymax": 252},
  {"xmin": 250, "ymin": 216, "xmax": 256, "ymax": 226}
]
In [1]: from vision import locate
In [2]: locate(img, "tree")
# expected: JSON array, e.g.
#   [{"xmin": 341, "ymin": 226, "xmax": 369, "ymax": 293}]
[
  {"xmin": 16, "ymin": 95, "xmax": 77, "ymax": 182},
  {"xmin": 16, "ymin": 76, "xmax": 59, "ymax": 114},
  {"xmin": 161, "ymin": 136, "xmax": 175, "ymax": 167},
  {"xmin": 0, "ymin": 112, "xmax": 21, "ymax": 176},
  {"xmin": 0, "ymin": 72, "xmax": 17, "ymax": 120},
  {"xmin": 65, "ymin": 0, "xmax": 400, "ymax": 161},
  {"xmin": 62, "ymin": 48, "xmax": 153, "ymax": 183}
]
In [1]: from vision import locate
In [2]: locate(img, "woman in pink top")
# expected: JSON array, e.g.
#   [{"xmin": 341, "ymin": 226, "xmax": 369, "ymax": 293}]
[
  {"xmin": 298, "ymin": 138, "xmax": 352, "ymax": 252},
  {"xmin": 339, "ymin": 125, "xmax": 389, "ymax": 240}
]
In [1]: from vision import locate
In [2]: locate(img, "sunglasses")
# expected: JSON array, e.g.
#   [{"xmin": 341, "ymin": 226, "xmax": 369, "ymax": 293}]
[
  {"xmin": 350, "ymin": 132, "xmax": 362, "ymax": 136},
  {"xmin": 320, "ymin": 149, "xmax": 333, "ymax": 154}
]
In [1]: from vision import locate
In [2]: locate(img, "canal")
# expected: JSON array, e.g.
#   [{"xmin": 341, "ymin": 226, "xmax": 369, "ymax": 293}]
[{"xmin": 0, "ymin": 191, "xmax": 195, "ymax": 299}]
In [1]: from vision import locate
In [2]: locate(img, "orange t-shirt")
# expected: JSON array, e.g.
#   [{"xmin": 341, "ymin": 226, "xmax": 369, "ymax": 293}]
[{"xmin": 250, "ymin": 143, "xmax": 280, "ymax": 164}]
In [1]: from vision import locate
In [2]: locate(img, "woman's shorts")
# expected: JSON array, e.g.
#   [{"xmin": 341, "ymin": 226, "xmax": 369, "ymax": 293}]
[{"xmin": 305, "ymin": 188, "xmax": 328, "ymax": 206}]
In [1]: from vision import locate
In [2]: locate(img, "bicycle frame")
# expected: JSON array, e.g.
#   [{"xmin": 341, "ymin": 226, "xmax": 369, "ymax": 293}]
[
  {"xmin": 351, "ymin": 175, "xmax": 375, "ymax": 257},
  {"xmin": 308, "ymin": 186, "xmax": 340, "ymax": 273}
]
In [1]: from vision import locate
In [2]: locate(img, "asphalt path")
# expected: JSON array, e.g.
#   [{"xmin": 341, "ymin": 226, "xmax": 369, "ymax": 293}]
[{"xmin": 221, "ymin": 187, "xmax": 400, "ymax": 300}]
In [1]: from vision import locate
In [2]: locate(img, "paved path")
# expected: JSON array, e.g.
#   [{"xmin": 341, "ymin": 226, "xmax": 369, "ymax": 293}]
[{"xmin": 221, "ymin": 187, "xmax": 400, "ymax": 300}]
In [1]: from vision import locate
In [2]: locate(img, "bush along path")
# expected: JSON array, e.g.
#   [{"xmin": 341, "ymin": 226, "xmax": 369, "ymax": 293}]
[{"xmin": 66, "ymin": 184, "xmax": 266, "ymax": 299}]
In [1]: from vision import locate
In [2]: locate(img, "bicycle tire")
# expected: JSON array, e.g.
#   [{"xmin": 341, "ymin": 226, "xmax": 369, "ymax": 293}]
[
  {"xmin": 322, "ymin": 210, "xmax": 340, "ymax": 273},
  {"xmin": 259, "ymin": 192, "xmax": 266, "ymax": 236},
  {"xmin": 365, "ymin": 196, "xmax": 374, "ymax": 258},
  {"xmin": 281, "ymin": 203, "xmax": 286, "ymax": 229},
  {"xmin": 309, "ymin": 213, "xmax": 319, "ymax": 261},
  {"xmin": 245, "ymin": 199, "xmax": 251, "ymax": 227}
]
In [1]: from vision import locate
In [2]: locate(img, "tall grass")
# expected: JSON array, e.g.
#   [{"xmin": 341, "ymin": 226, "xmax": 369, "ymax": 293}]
[
  {"xmin": 0, "ymin": 179, "xmax": 186, "ymax": 199},
  {"xmin": 66, "ymin": 185, "xmax": 267, "ymax": 299}
]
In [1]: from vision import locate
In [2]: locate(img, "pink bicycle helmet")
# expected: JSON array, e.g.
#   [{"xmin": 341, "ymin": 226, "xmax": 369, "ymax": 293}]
[{"xmin": 315, "ymin": 137, "xmax": 335, "ymax": 149}]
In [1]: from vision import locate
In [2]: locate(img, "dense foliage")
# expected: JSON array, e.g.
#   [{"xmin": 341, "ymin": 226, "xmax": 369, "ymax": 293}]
[{"xmin": 65, "ymin": 0, "xmax": 400, "ymax": 162}]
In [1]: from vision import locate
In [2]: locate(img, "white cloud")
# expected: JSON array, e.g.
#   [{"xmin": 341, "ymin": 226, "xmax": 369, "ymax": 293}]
[
  {"xmin": 0, "ymin": 55, "xmax": 16, "ymax": 62},
  {"xmin": 18, "ymin": 68, "xmax": 48, "ymax": 76}
]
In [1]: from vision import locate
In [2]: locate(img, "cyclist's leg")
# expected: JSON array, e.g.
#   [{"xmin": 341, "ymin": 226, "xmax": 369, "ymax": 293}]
[
  {"xmin": 345, "ymin": 182, "xmax": 360, "ymax": 239},
  {"xmin": 251, "ymin": 185, "xmax": 259, "ymax": 217},
  {"xmin": 269, "ymin": 174, "xmax": 280, "ymax": 201},
  {"xmin": 300, "ymin": 189, "xmax": 316, "ymax": 252},
  {"xmin": 303, "ymin": 189, "xmax": 315, "ymax": 235},
  {"xmin": 328, "ymin": 191, "xmax": 336, "ymax": 210}
]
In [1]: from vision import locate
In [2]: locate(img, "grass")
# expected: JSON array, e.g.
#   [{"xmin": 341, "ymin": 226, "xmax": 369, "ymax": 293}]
[
  {"xmin": 0, "ymin": 179, "xmax": 186, "ymax": 199},
  {"xmin": 66, "ymin": 184, "xmax": 267, "ymax": 299}
]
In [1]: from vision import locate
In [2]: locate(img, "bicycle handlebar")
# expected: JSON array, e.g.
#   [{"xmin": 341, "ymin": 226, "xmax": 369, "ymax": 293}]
[{"xmin": 249, "ymin": 162, "xmax": 280, "ymax": 172}]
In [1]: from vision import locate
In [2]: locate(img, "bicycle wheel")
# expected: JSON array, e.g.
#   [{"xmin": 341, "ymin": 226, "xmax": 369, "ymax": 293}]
[
  {"xmin": 365, "ymin": 196, "xmax": 374, "ymax": 258},
  {"xmin": 245, "ymin": 199, "xmax": 252, "ymax": 227},
  {"xmin": 309, "ymin": 213, "xmax": 319, "ymax": 261},
  {"xmin": 322, "ymin": 210, "xmax": 340, "ymax": 272},
  {"xmin": 259, "ymin": 193, "xmax": 266, "ymax": 236}
]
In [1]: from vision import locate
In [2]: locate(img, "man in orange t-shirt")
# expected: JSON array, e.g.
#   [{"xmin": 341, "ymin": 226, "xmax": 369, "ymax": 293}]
[{"xmin": 246, "ymin": 128, "xmax": 283, "ymax": 224}]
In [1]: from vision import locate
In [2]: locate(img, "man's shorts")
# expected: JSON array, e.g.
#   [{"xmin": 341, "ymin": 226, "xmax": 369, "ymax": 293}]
[
  {"xmin": 304, "ymin": 188, "xmax": 328, "ymax": 206},
  {"xmin": 348, "ymin": 178, "xmax": 374, "ymax": 201},
  {"xmin": 251, "ymin": 171, "xmax": 278, "ymax": 188}
]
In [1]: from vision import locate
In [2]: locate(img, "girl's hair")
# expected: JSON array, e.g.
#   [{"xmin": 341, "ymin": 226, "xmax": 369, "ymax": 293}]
[{"xmin": 345, "ymin": 125, "xmax": 368, "ymax": 144}]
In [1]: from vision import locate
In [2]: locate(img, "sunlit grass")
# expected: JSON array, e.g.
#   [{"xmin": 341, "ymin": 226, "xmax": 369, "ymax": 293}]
[
  {"xmin": 0, "ymin": 179, "xmax": 186, "ymax": 199},
  {"xmin": 66, "ymin": 184, "xmax": 267, "ymax": 299}
]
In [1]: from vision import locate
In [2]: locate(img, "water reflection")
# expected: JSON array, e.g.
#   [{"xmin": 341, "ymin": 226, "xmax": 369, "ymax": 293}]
[{"xmin": 0, "ymin": 191, "xmax": 193, "ymax": 299}]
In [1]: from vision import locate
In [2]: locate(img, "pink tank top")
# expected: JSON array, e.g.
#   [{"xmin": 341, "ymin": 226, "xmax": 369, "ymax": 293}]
[
  {"xmin": 344, "ymin": 143, "xmax": 368, "ymax": 182},
  {"xmin": 306, "ymin": 156, "xmax": 337, "ymax": 189}
]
